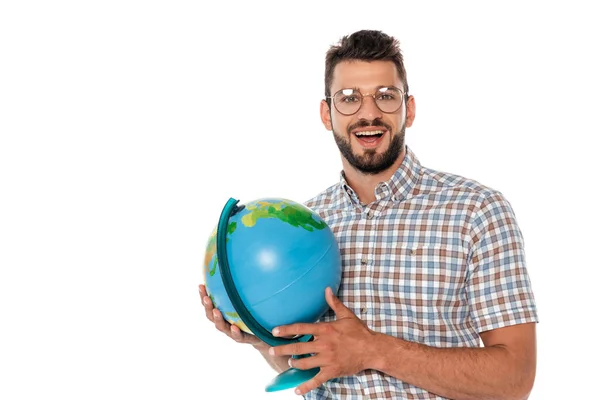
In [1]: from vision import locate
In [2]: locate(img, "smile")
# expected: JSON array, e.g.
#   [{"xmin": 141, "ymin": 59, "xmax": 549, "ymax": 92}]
[
  {"xmin": 354, "ymin": 129, "xmax": 385, "ymax": 138},
  {"xmin": 352, "ymin": 129, "xmax": 387, "ymax": 147}
]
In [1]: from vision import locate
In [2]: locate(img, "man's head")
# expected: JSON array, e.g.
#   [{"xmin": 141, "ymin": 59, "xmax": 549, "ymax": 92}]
[
  {"xmin": 324, "ymin": 30, "xmax": 409, "ymax": 100},
  {"xmin": 321, "ymin": 30, "xmax": 415, "ymax": 175}
]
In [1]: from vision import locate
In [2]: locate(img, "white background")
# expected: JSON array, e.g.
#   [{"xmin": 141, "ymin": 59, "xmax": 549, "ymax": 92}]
[{"xmin": 1, "ymin": 1, "xmax": 598, "ymax": 399}]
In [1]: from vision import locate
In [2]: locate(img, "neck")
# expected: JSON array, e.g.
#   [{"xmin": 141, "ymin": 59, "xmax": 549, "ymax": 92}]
[{"xmin": 342, "ymin": 147, "xmax": 406, "ymax": 205}]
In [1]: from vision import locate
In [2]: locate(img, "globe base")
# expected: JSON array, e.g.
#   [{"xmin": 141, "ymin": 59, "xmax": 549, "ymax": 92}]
[{"xmin": 264, "ymin": 365, "xmax": 320, "ymax": 392}]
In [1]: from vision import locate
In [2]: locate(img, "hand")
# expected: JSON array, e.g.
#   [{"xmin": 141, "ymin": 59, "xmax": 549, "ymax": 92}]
[
  {"xmin": 198, "ymin": 284, "xmax": 265, "ymax": 348},
  {"xmin": 269, "ymin": 287, "xmax": 377, "ymax": 395}
]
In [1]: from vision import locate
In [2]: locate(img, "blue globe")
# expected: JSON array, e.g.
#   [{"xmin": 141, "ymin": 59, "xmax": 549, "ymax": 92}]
[{"xmin": 203, "ymin": 197, "xmax": 342, "ymax": 337}]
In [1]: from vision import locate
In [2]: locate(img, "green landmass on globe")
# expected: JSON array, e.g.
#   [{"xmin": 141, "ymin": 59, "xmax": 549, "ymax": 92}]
[
  {"xmin": 241, "ymin": 200, "xmax": 327, "ymax": 231},
  {"xmin": 204, "ymin": 200, "xmax": 325, "ymax": 278}
]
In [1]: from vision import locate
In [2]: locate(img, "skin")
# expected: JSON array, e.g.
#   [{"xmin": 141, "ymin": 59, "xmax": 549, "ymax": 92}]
[
  {"xmin": 321, "ymin": 60, "xmax": 416, "ymax": 204},
  {"xmin": 200, "ymin": 60, "xmax": 537, "ymax": 399},
  {"xmin": 271, "ymin": 288, "xmax": 536, "ymax": 399}
]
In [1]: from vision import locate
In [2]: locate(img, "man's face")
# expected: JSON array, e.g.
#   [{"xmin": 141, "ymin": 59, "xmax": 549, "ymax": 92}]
[{"xmin": 320, "ymin": 60, "xmax": 415, "ymax": 175}]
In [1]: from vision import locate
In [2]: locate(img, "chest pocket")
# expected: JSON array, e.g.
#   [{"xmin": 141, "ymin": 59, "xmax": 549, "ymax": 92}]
[{"xmin": 371, "ymin": 244, "xmax": 470, "ymax": 344}]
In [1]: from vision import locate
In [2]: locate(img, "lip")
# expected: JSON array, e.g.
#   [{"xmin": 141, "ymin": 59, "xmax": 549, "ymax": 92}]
[
  {"xmin": 351, "ymin": 126, "xmax": 388, "ymax": 135},
  {"xmin": 352, "ymin": 130, "xmax": 387, "ymax": 149}
]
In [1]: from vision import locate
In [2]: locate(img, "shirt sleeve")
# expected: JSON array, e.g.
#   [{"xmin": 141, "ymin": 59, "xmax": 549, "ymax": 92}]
[{"xmin": 466, "ymin": 191, "xmax": 539, "ymax": 333}]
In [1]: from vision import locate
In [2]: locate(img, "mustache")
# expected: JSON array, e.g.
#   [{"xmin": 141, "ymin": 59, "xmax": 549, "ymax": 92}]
[{"xmin": 347, "ymin": 118, "xmax": 392, "ymax": 134}]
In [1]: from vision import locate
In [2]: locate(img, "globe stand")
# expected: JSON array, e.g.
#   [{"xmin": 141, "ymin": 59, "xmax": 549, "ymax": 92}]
[
  {"xmin": 265, "ymin": 353, "xmax": 320, "ymax": 392},
  {"xmin": 216, "ymin": 198, "xmax": 320, "ymax": 392}
]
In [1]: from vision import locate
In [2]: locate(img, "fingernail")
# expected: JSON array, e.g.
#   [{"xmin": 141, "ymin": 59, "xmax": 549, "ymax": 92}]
[
  {"xmin": 203, "ymin": 297, "xmax": 210, "ymax": 306},
  {"xmin": 288, "ymin": 357, "xmax": 293, "ymax": 368},
  {"xmin": 295, "ymin": 388, "xmax": 301, "ymax": 395},
  {"xmin": 272, "ymin": 327, "xmax": 279, "ymax": 336},
  {"xmin": 268, "ymin": 347, "xmax": 275, "ymax": 356},
  {"xmin": 213, "ymin": 309, "xmax": 219, "ymax": 319}
]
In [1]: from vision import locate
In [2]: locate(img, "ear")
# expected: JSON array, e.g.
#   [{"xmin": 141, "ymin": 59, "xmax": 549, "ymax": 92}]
[
  {"xmin": 320, "ymin": 99, "xmax": 333, "ymax": 131},
  {"xmin": 405, "ymin": 95, "xmax": 416, "ymax": 128}
]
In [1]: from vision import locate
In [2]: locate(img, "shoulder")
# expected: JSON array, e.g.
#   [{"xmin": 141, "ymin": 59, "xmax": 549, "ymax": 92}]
[
  {"xmin": 417, "ymin": 165, "xmax": 514, "ymax": 209},
  {"xmin": 303, "ymin": 183, "xmax": 339, "ymax": 211},
  {"xmin": 419, "ymin": 165, "xmax": 497, "ymax": 199},
  {"xmin": 417, "ymin": 164, "xmax": 521, "ymax": 227}
]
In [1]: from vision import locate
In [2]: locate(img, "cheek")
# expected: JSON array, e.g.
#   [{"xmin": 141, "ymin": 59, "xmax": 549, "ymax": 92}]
[{"xmin": 331, "ymin": 115, "xmax": 352, "ymax": 134}]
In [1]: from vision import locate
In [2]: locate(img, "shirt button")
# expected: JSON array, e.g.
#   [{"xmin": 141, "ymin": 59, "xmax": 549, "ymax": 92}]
[
  {"xmin": 410, "ymin": 249, "xmax": 416, "ymax": 256},
  {"xmin": 360, "ymin": 307, "xmax": 367, "ymax": 314},
  {"xmin": 360, "ymin": 258, "xmax": 368, "ymax": 265},
  {"xmin": 366, "ymin": 211, "xmax": 374, "ymax": 219}
]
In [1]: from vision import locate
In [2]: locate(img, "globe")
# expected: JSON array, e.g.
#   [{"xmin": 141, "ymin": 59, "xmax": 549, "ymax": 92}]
[
  {"xmin": 202, "ymin": 197, "xmax": 342, "ymax": 391},
  {"xmin": 203, "ymin": 197, "xmax": 342, "ymax": 335}
]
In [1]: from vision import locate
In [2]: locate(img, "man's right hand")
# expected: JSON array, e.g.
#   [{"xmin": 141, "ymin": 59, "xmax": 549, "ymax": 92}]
[
  {"xmin": 199, "ymin": 283, "xmax": 295, "ymax": 373},
  {"xmin": 198, "ymin": 283, "xmax": 266, "ymax": 348}
]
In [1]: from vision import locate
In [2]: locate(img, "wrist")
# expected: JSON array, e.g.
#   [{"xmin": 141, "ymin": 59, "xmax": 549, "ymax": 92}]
[
  {"xmin": 365, "ymin": 331, "xmax": 407, "ymax": 373},
  {"xmin": 364, "ymin": 331, "xmax": 385, "ymax": 371}
]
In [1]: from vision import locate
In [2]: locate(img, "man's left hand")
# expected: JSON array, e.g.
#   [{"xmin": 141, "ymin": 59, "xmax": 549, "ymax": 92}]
[{"xmin": 268, "ymin": 287, "xmax": 377, "ymax": 396}]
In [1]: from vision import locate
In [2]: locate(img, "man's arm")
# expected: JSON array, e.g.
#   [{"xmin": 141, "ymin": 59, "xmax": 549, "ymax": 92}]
[
  {"xmin": 370, "ymin": 322, "xmax": 537, "ymax": 400},
  {"xmin": 271, "ymin": 288, "xmax": 536, "ymax": 399}
]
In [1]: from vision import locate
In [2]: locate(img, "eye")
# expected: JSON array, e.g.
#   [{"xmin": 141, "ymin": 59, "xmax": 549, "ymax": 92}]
[
  {"xmin": 335, "ymin": 89, "xmax": 361, "ymax": 104},
  {"xmin": 341, "ymin": 95, "xmax": 360, "ymax": 103},
  {"xmin": 376, "ymin": 91, "xmax": 397, "ymax": 101}
]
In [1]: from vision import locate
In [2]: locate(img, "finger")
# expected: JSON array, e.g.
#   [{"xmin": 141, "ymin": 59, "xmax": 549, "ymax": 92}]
[
  {"xmin": 230, "ymin": 324, "xmax": 260, "ymax": 345},
  {"xmin": 200, "ymin": 294, "xmax": 215, "ymax": 322},
  {"xmin": 212, "ymin": 308, "xmax": 233, "ymax": 335},
  {"xmin": 230, "ymin": 324, "xmax": 247, "ymax": 343},
  {"xmin": 269, "ymin": 342, "xmax": 316, "ymax": 357},
  {"xmin": 204, "ymin": 306, "xmax": 214, "ymax": 323},
  {"xmin": 295, "ymin": 370, "xmax": 331, "ymax": 396},
  {"xmin": 288, "ymin": 354, "xmax": 322, "ymax": 371},
  {"xmin": 199, "ymin": 284, "xmax": 212, "ymax": 303},
  {"xmin": 199, "ymin": 285, "xmax": 212, "ymax": 308},
  {"xmin": 273, "ymin": 323, "xmax": 322, "ymax": 338},
  {"xmin": 325, "ymin": 287, "xmax": 351, "ymax": 317}
]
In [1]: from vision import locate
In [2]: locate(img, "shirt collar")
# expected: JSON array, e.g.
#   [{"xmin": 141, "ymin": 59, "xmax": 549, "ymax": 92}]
[{"xmin": 339, "ymin": 145, "xmax": 421, "ymax": 206}]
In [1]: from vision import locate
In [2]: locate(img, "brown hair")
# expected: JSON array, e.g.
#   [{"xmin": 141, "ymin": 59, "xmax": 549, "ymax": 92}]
[{"xmin": 324, "ymin": 30, "xmax": 409, "ymax": 99}]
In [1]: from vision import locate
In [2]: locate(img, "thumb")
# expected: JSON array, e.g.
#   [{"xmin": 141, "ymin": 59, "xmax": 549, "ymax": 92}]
[{"xmin": 325, "ymin": 287, "xmax": 351, "ymax": 316}]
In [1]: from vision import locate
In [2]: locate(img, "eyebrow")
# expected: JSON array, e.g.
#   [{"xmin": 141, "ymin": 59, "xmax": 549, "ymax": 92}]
[
  {"xmin": 337, "ymin": 85, "xmax": 397, "ymax": 93},
  {"xmin": 337, "ymin": 87, "xmax": 360, "ymax": 92}
]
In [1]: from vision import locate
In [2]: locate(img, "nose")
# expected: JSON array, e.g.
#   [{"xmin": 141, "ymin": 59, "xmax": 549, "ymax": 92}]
[{"xmin": 356, "ymin": 95, "xmax": 382, "ymax": 120}]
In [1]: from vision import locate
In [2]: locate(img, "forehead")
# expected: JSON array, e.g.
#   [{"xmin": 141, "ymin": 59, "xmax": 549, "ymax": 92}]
[{"xmin": 331, "ymin": 60, "xmax": 401, "ymax": 92}]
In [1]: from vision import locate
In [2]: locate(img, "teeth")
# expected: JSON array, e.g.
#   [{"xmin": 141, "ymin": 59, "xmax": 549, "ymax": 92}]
[{"xmin": 355, "ymin": 130, "xmax": 384, "ymax": 136}]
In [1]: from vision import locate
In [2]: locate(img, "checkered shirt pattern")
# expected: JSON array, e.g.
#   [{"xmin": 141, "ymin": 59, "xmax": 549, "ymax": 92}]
[{"xmin": 302, "ymin": 146, "xmax": 538, "ymax": 400}]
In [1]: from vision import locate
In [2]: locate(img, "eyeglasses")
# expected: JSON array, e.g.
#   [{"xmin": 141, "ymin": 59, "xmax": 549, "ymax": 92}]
[{"xmin": 327, "ymin": 86, "xmax": 406, "ymax": 116}]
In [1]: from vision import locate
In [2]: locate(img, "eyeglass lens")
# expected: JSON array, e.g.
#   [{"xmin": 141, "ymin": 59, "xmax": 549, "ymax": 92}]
[{"xmin": 333, "ymin": 87, "xmax": 403, "ymax": 115}]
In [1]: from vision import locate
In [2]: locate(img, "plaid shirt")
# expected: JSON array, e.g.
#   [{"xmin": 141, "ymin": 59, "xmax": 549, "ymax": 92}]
[{"xmin": 303, "ymin": 146, "xmax": 538, "ymax": 399}]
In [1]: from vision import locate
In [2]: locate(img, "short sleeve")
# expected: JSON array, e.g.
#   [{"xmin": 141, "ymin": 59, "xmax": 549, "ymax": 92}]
[{"xmin": 466, "ymin": 192, "xmax": 538, "ymax": 333}]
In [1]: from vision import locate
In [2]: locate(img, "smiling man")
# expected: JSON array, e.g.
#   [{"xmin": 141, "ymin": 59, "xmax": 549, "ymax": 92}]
[
  {"xmin": 323, "ymin": 57, "xmax": 414, "ymax": 204},
  {"xmin": 200, "ymin": 30, "xmax": 538, "ymax": 399}
]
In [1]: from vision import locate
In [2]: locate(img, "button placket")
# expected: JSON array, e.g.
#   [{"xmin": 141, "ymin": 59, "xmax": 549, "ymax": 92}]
[
  {"xmin": 358, "ymin": 256, "xmax": 369, "ymax": 316},
  {"xmin": 359, "ymin": 209, "xmax": 375, "ymax": 324}
]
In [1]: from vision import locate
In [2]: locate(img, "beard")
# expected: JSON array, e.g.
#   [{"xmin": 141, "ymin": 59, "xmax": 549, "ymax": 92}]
[{"xmin": 333, "ymin": 118, "xmax": 405, "ymax": 175}]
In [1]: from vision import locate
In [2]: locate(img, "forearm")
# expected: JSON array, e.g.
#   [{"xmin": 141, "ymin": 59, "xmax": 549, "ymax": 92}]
[
  {"xmin": 369, "ymin": 333, "xmax": 533, "ymax": 400},
  {"xmin": 253, "ymin": 343, "xmax": 290, "ymax": 373}
]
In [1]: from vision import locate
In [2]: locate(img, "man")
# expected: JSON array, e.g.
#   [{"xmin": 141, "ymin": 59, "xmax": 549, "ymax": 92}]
[{"xmin": 200, "ymin": 30, "xmax": 538, "ymax": 399}]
